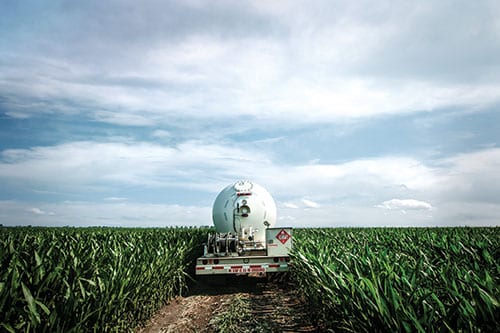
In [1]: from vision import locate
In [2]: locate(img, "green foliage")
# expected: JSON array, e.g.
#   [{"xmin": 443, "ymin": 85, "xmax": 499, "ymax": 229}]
[
  {"xmin": 3, "ymin": 226, "xmax": 498, "ymax": 332},
  {"xmin": 209, "ymin": 295, "xmax": 252, "ymax": 333},
  {"xmin": 291, "ymin": 227, "xmax": 500, "ymax": 332},
  {"xmin": 0, "ymin": 227, "xmax": 208, "ymax": 332}
]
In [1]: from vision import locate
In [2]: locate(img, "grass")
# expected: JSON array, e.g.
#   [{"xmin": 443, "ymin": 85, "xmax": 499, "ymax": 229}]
[{"xmin": 209, "ymin": 294, "xmax": 252, "ymax": 333}]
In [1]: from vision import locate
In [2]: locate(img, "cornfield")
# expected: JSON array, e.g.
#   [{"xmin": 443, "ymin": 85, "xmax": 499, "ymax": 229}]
[
  {"xmin": 2, "ymin": 226, "xmax": 498, "ymax": 332},
  {"xmin": 0, "ymin": 227, "xmax": 208, "ymax": 332},
  {"xmin": 292, "ymin": 228, "xmax": 499, "ymax": 332}
]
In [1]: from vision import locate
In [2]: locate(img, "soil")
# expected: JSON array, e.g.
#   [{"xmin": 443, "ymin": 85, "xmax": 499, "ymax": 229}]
[{"xmin": 136, "ymin": 275, "xmax": 321, "ymax": 333}]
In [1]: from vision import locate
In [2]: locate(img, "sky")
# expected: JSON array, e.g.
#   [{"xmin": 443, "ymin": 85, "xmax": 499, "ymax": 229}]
[{"xmin": 1, "ymin": 0, "xmax": 499, "ymax": 227}]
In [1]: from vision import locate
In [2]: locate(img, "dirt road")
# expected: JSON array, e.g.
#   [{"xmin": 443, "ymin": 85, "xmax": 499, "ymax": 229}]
[{"xmin": 136, "ymin": 276, "xmax": 320, "ymax": 333}]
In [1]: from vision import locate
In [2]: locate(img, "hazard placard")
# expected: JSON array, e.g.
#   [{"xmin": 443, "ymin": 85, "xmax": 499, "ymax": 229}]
[
  {"xmin": 276, "ymin": 229, "xmax": 291, "ymax": 244},
  {"xmin": 266, "ymin": 227, "xmax": 292, "ymax": 256}
]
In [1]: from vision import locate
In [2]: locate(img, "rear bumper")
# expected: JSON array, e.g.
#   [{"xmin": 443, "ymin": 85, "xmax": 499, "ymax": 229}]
[{"xmin": 195, "ymin": 255, "xmax": 290, "ymax": 275}]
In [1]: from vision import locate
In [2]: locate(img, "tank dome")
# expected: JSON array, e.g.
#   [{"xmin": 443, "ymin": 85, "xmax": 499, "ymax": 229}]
[{"xmin": 212, "ymin": 180, "xmax": 277, "ymax": 243}]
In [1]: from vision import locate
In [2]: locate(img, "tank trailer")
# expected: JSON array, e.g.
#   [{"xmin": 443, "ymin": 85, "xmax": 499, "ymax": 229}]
[{"xmin": 195, "ymin": 180, "xmax": 292, "ymax": 275}]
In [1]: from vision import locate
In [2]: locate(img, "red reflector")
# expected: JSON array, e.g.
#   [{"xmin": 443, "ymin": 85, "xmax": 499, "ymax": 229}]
[
  {"xmin": 213, "ymin": 266, "xmax": 224, "ymax": 270},
  {"xmin": 237, "ymin": 192, "xmax": 252, "ymax": 196},
  {"xmin": 196, "ymin": 267, "xmax": 205, "ymax": 270},
  {"xmin": 250, "ymin": 265, "xmax": 261, "ymax": 268},
  {"xmin": 269, "ymin": 264, "xmax": 279, "ymax": 268},
  {"xmin": 231, "ymin": 265, "xmax": 243, "ymax": 269}
]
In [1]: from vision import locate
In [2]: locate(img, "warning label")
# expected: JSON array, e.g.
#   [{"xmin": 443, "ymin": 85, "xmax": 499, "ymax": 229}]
[{"xmin": 276, "ymin": 229, "xmax": 291, "ymax": 244}]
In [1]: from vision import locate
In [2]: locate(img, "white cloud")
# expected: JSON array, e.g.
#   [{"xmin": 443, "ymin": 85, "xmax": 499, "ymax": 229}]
[
  {"xmin": 282, "ymin": 199, "xmax": 321, "ymax": 210},
  {"xmin": 278, "ymin": 215, "xmax": 296, "ymax": 221},
  {"xmin": 27, "ymin": 207, "xmax": 54, "ymax": 215},
  {"xmin": 377, "ymin": 199, "xmax": 433, "ymax": 211},
  {"xmin": 1, "ymin": 200, "xmax": 210, "ymax": 227},
  {"xmin": 104, "ymin": 197, "xmax": 127, "ymax": 202},
  {"xmin": 152, "ymin": 130, "xmax": 171, "ymax": 139},
  {"xmin": 5, "ymin": 111, "xmax": 32, "ymax": 119},
  {"xmin": 279, "ymin": 203, "xmax": 436, "ymax": 228},
  {"xmin": 283, "ymin": 202, "xmax": 299, "ymax": 209},
  {"xmin": 1, "ymin": 141, "xmax": 499, "ymax": 227},
  {"xmin": 270, "ymin": 148, "xmax": 500, "ymax": 226},
  {"xmin": 257, "ymin": 156, "xmax": 439, "ymax": 201},
  {"xmin": 4, "ymin": 53, "xmax": 499, "ymax": 126},
  {"xmin": 28, "ymin": 207, "xmax": 43, "ymax": 215},
  {"xmin": 1, "ymin": 1, "xmax": 499, "ymax": 228},
  {"xmin": 301, "ymin": 198, "xmax": 320, "ymax": 208},
  {"xmin": 432, "ymin": 148, "xmax": 500, "ymax": 203},
  {"xmin": 94, "ymin": 111, "xmax": 156, "ymax": 127},
  {"xmin": 0, "ymin": 140, "xmax": 271, "ymax": 191},
  {"xmin": 432, "ymin": 201, "xmax": 500, "ymax": 227},
  {"xmin": 0, "ymin": 140, "xmax": 441, "ymax": 205},
  {"xmin": 2, "ymin": 1, "xmax": 500, "ymax": 125}
]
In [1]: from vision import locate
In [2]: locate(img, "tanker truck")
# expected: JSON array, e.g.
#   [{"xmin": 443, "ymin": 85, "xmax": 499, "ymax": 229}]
[{"xmin": 195, "ymin": 180, "xmax": 292, "ymax": 275}]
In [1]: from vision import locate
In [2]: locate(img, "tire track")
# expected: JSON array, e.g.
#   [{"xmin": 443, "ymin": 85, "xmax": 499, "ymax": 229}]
[{"xmin": 136, "ymin": 276, "xmax": 320, "ymax": 333}]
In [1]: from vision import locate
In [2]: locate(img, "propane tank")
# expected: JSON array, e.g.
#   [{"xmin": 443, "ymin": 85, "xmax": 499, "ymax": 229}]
[{"xmin": 212, "ymin": 180, "xmax": 277, "ymax": 244}]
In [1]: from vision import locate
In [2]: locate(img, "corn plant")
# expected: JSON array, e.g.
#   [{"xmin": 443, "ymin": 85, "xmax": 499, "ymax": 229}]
[
  {"xmin": 0, "ymin": 227, "xmax": 208, "ymax": 332},
  {"xmin": 291, "ymin": 227, "xmax": 499, "ymax": 332}
]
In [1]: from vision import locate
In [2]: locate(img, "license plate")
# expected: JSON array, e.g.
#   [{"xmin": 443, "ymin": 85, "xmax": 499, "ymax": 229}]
[{"xmin": 229, "ymin": 267, "xmax": 265, "ymax": 273}]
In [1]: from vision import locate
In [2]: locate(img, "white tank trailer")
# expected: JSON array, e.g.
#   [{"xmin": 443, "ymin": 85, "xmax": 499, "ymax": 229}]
[{"xmin": 195, "ymin": 180, "xmax": 292, "ymax": 275}]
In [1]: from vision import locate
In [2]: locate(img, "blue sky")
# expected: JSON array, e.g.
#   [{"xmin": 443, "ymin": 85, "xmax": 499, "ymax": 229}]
[{"xmin": 1, "ymin": 0, "xmax": 499, "ymax": 227}]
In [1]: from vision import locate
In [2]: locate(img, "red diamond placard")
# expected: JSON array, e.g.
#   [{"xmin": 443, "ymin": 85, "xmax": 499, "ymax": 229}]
[{"xmin": 276, "ymin": 229, "xmax": 291, "ymax": 244}]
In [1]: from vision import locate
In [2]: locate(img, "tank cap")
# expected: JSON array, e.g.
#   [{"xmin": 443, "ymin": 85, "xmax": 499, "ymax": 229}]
[{"xmin": 234, "ymin": 180, "xmax": 253, "ymax": 192}]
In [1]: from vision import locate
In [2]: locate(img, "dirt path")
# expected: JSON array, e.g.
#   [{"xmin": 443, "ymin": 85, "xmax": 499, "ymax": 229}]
[{"xmin": 136, "ymin": 276, "xmax": 320, "ymax": 333}]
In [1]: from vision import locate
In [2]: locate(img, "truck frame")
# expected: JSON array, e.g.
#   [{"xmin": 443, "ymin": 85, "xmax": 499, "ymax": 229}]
[{"xmin": 195, "ymin": 227, "xmax": 292, "ymax": 275}]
